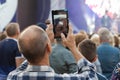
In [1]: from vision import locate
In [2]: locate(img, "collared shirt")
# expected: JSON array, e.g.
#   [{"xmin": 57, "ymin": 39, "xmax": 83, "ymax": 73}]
[
  {"xmin": 7, "ymin": 59, "xmax": 98, "ymax": 80},
  {"xmin": 6, "ymin": 37, "xmax": 17, "ymax": 42},
  {"xmin": 6, "ymin": 37, "xmax": 24, "ymax": 58},
  {"xmin": 0, "ymin": 38, "xmax": 22, "ymax": 75},
  {"xmin": 111, "ymin": 62, "xmax": 120, "ymax": 80}
]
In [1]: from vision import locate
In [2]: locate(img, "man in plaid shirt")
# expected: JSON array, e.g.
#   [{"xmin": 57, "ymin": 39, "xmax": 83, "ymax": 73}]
[{"xmin": 7, "ymin": 25, "xmax": 98, "ymax": 80}]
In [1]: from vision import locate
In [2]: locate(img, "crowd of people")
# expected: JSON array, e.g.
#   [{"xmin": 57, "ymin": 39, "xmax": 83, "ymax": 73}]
[{"xmin": 0, "ymin": 21, "xmax": 120, "ymax": 80}]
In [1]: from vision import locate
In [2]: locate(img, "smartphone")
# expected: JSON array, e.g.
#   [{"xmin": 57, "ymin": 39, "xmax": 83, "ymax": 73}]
[{"xmin": 52, "ymin": 9, "xmax": 69, "ymax": 39}]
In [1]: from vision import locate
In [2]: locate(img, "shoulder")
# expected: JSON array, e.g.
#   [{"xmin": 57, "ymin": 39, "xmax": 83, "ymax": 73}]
[
  {"xmin": 114, "ymin": 47, "xmax": 120, "ymax": 51},
  {"xmin": 7, "ymin": 70, "xmax": 22, "ymax": 80},
  {"xmin": 110, "ymin": 46, "xmax": 120, "ymax": 54},
  {"xmin": 2, "ymin": 39, "xmax": 17, "ymax": 45}
]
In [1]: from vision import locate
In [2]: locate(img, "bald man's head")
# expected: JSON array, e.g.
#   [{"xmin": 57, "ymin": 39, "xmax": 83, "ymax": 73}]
[{"xmin": 18, "ymin": 25, "xmax": 50, "ymax": 64}]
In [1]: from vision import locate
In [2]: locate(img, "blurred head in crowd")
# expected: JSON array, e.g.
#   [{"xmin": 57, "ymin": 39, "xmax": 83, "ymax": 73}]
[
  {"xmin": 5, "ymin": 23, "xmax": 20, "ymax": 39},
  {"xmin": 118, "ymin": 34, "xmax": 120, "ymax": 47},
  {"xmin": 98, "ymin": 27, "xmax": 112, "ymax": 43},
  {"xmin": 90, "ymin": 34, "xmax": 100, "ymax": 46},
  {"xmin": 0, "ymin": 32, "xmax": 6, "ymax": 41},
  {"xmin": 105, "ymin": 10, "xmax": 109, "ymax": 15},
  {"xmin": 79, "ymin": 30, "xmax": 88, "ymax": 35},
  {"xmin": 114, "ymin": 35, "xmax": 119, "ymax": 48},
  {"xmin": 108, "ymin": 32, "xmax": 114, "ymax": 46},
  {"xmin": 18, "ymin": 25, "xmax": 51, "ymax": 65},
  {"xmin": 75, "ymin": 32, "xmax": 88, "ymax": 47},
  {"xmin": 78, "ymin": 39, "xmax": 97, "ymax": 62},
  {"xmin": 36, "ymin": 23, "xmax": 47, "ymax": 31}
]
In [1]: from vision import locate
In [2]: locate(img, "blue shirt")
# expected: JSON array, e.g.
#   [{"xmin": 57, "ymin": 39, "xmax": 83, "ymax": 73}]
[
  {"xmin": 97, "ymin": 43, "xmax": 120, "ymax": 79},
  {"xmin": 0, "ymin": 38, "xmax": 21, "ymax": 75},
  {"xmin": 7, "ymin": 59, "xmax": 98, "ymax": 80}
]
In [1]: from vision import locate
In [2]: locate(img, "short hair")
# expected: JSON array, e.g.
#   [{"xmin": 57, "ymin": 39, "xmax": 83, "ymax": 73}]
[
  {"xmin": 79, "ymin": 30, "xmax": 88, "ymax": 35},
  {"xmin": 98, "ymin": 28, "xmax": 111, "ymax": 42},
  {"xmin": 78, "ymin": 39, "xmax": 97, "ymax": 62},
  {"xmin": 90, "ymin": 34, "xmax": 100, "ymax": 46},
  {"xmin": 5, "ymin": 23, "xmax": 19, "ymax": 37},
  {"xmin": 109, "ymin": 33, "xmax": 114, "ymax": 46},
  {"xmin": 18, "ymin": 25, "xmax": 49, "ymax": 64},
  {"xmin": 75, "ymin": 33, "xmax": 88, "ymax": 47},
  {"xmin": 114, "ymin": 35, "xmax": 119, "ymax": 48},
  {"xmin": 0, "ymin": 32, "xmax": 6, "ymax": 41},
  {"xmin": 36, "ymin": 23, "xmax": 47, "ymax": 31}
]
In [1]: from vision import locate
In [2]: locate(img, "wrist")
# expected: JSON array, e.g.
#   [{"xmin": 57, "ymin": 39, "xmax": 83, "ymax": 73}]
[{"xmin": 69, "ymin": 45, "xmax": 76, "ymax": 51}]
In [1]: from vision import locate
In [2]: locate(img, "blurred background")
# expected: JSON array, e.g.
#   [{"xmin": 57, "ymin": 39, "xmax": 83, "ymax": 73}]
[{"xmin": 1, "ymin": 0, "xmax": 120, "ymax": 34}]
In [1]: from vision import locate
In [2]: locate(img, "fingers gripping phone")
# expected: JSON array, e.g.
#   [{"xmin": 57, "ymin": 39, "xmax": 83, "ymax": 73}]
[{"xmin": 52, "ymin": 10, "xmax": 69, "ymax": 39}]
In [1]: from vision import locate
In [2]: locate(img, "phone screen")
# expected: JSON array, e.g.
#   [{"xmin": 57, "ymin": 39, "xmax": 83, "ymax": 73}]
[{"xmin": 52, "ymin": 10, "xmax": 69, "ymax": 39}]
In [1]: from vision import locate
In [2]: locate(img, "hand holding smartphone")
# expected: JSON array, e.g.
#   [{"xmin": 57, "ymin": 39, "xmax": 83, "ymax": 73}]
[{"xmin": 52, "ymin": 9, "xmax": 69, "ymax": 39}]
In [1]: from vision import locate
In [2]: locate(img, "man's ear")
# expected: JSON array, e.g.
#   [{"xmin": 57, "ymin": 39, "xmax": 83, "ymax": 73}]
[
  {"xmin": 16, "ymin": 29, "xmax": 20, "ymax": 37},
  {"xmin": 46, "ymin": 43, "xmax": 52, "ymax": 55}
]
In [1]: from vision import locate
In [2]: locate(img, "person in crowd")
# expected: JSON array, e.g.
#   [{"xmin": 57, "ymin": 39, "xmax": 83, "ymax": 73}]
[
  {"xmin": 101, "ymin": 10, "xmax": 112, "ymax": 30},
  {"xmin": 90, "ymin": 34, "xmax": 100, "ymax": 46},
  {"xmin": 97, "ymin": 27, "xmax": 120, "ymax": 79},
  {"xmin": 0, "ymin": 28, "xmax": 7, "ymax": 41},
  {"xmin": 109, "ymin": 37, "xmax": 120, "ymax": 80},
  {"xmin": 9, "ymin": 24, "xmax": 55, "ymax": 73},
  {"xmin": 0, "ymin": 32, "xmax": 6, "ymax": 41},
  {"xmin": 78, "ymin": 39, "xmax": 102, "ymax": 74},
  {"xmin": 118, "ymin": 34, "xmax": 120, "ymax": 48},
  {"xmin": 0, "ymin": 23, "xmax": 24, "ymax": 80},
  {"xmin": 78, "ymin": 39, "xmax": 107, "ymax": 80},
  {"xmin": 49, "ymin": 17, "xmax": 77, "ymax": 74},
  {"xmin": 79, "ymin": 30, "xmax": 88, "ymax": 36},
  {"xmin": 7, "ymin": 25, "xmax": 98, "ymax": 80},
  {"xmin": 75, "ymin": 32, "xmax": 88, "ymax": 47},
  {"xmin": 109, "ymin": 33, "xmax": 115, "ymax": 46},
  {"xmin": 78, "ymin": 38, "xmax": 102, "ymax": 74},
  {"xmin": 114, "ymin": 35, "xmax": 119, "ymax": 48},
  {"xmin": 49, "ymin": 37, "xmax": 77, "ymax": 74}
]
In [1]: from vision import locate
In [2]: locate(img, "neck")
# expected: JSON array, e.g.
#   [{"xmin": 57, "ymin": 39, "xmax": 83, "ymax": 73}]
[
  {"xmin": 30, "ymin": 53, "xmax": 50, "ymax": 66},
  {"xmin": 8, "ymin": 35, "xmax": 18, "ymax": 39}
]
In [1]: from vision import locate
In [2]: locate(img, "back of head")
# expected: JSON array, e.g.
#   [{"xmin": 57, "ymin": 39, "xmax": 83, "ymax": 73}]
[
  {"xmin": 90, "ymin": 34, "xmax": 100, "ymax": 46},
  {"xmin": 109, "ymin": 33, "xmax": 114, "ymax": 46},
  {"xmin": 18, "ymin": 25, "xmax": 49, "ymax": 64},
  {"xmin": 98, "ymin": 27, "xmax": 111, "ymax": 43},
  {"xmin": 5, "ymin": 23, "xmax": 20, "ymax": 37},
  {"xmin": 36, "ymin": 23, "xmax": 47, "ymax": 31},
  {"xmin": 79, "ymin": 30, "xmax": 88, "ymax": 36},
  {"xmin": 114, "ymin": 35, "xmax": 119, "ymax": 48},
  {"xmin": 0, "ymin": 32, "xmax": 6, "ymax": 41},
  {"xmin": 78, "ymin": 39, "xmax": 97, "ymax": 62},
  {"xmin": 75, "ymin": 33, "xmax": 88, "ymax": 47}
]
